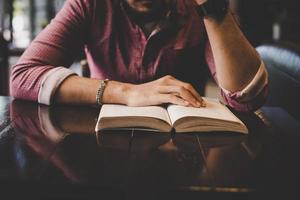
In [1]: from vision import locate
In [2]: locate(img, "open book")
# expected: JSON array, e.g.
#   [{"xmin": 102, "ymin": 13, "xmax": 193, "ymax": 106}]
[{"xmin": 95, "ymin": 98, "xmax": 248, "ymax": 134}]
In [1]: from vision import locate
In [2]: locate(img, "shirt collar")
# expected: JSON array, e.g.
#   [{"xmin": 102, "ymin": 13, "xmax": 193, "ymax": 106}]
[
  {"xmin": 172, "ymin": 0, "xmax": 205, "ymax": 50},
  {"xmin": 119, "ymin": 0, "xmax": 204, "ymax": 50}
]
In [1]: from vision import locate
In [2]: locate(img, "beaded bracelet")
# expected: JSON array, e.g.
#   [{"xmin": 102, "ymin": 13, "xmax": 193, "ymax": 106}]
[{"xmin": 96, "ymin": 79, "xmax": 109, "ymax": 106}]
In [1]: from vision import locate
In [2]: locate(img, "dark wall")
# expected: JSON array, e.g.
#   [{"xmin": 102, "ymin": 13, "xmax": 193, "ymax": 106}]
[
  {"xmin": 233, "ymin": 0, "xmax": 300, "ymax": 46},
  {"xmin": 0, "ymin": 33, "xmax": 9, "ymax": 95}
]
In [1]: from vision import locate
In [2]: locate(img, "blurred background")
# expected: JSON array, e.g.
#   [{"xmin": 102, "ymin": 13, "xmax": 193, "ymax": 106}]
[{"xmin": 1, "ymin": 0, "xmax": 300, "ymax": 96}]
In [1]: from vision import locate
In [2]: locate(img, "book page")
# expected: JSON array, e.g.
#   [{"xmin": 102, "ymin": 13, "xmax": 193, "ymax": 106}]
[
  {"xmin": 99, "ymin": 104, "xmax": 172, "ymax": 125},
  {"xmin": 167, "ymin": 97, "xmax": 243, "ymax": 125}
]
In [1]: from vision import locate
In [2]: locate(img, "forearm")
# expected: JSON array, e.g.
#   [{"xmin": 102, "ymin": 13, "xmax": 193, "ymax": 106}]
[
  {"xmin": 55, "ymin": 75, "xmax": 205, "ymax": 108},
  {"xmin": 54, "ymin": 75, "xmax": 130, "ymax": 105},
  {"xmin": 204, "ymin": 11, "xmax": 261, "ymax": 92}
]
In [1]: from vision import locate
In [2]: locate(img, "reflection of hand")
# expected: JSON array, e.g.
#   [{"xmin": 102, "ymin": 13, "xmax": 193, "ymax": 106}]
[
  {"xmin": 194, "ymin": 0, "xmax": 207, "ymax": 6},
  {"xmin": 158, "ymin": 139, "xmax": 178, "ymax": 152},
  {"xmin": 51, "ymin": 105, "xmax": 98, "ymax": 134},
  {"xmin": 126, "ymin": 75, "xmax": 205, "ymax": 107}
]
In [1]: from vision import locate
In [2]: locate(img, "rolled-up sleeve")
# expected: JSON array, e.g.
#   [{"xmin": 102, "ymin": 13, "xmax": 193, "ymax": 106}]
[
  {"xmin": 205, "ymin": 42, "xmax": 268, "ymax": 112},
  {"xmin": 220, "ymin": 62, "xmax": 268, "ymax": 112},
  {"xmin": 38, "ymin": 67, "xmax": 76, "ymax": 105}
]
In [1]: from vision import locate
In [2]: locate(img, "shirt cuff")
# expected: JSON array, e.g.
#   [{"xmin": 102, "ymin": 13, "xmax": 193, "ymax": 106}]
[
  {"xmin": 38, "ymin": 67, "xmax": 77, "ymax": 105},
  {"xmin": 221, "ymin": 61, "xmax": 268, "ymax": 102}
]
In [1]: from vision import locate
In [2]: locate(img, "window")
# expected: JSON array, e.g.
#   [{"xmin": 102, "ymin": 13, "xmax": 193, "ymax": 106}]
[
  {"xmin": 13, "ymin": 0, "xmax": 31, "ymax": 48},
  {"xmin": 1, "ymin": 0, "xmax": 66, "ymax": 49}
]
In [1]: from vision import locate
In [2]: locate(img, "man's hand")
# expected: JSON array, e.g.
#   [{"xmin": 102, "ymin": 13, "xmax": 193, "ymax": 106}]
[
  {"xmin": 194, "ymin": 0, "xmax": 207, "ymax": 6},
  {"xmin": 54, "ymin": 75, "xmax": 205, "ymax": 107},
  {"xmin": 124, "ymin": 75, "xmax": 205, "ymax": 107}
]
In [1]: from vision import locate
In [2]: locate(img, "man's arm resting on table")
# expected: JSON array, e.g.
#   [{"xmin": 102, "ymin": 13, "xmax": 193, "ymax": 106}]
[{"xmin": 53, "ymin": 75, "xmax": 205, "ymax": 108}]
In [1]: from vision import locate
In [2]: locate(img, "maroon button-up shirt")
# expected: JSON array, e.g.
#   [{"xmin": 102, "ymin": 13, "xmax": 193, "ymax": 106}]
[{"xmin": 10, "ymin": 0, "xmax": 267, "ymax": 111}]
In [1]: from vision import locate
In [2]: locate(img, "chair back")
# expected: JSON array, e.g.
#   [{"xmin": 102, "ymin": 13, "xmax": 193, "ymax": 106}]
[{"xmin": 256, "ymin": 42, "xmax": 300, "ymax": 121}]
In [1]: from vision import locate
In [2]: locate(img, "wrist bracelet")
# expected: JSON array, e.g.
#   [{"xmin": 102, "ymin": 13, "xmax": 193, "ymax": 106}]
[{"xmin": 96, "ymin": 79, "xmax": 109, "ymax": 106}]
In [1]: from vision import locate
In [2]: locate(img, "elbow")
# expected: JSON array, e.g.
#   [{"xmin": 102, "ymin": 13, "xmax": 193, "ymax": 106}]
[
  {"xmin": 9, "ymin": 64, "xmax": 42, "ymax": 102},
  {"xmin": 9, "ymin": 79, "xmax": 28, "ymax": 101},
  {"xmin": 221, "ymin": 61, "xmax": 269, "ymax": 112},
  {"xmin": 10, "ymin": 66, "xmax": 22, "ymax": 100},
  {"xmin": 222, "ymin": 84, "xmax": 269, "ymax": 113}
]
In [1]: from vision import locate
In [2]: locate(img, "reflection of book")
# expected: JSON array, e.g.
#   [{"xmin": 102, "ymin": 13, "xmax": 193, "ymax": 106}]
[
  {"xmin": 96, "ymin": 130, "xmax": 170, "ymax": 151},
  {"xmin": 95, "ymin": 98, "xmax": 248, "ymax": 134}
]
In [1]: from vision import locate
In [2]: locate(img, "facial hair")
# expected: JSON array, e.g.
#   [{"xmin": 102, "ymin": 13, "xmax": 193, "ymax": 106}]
[{"xmin": 123, "ymin": 0, "xmax": 176, "ymax": 23}]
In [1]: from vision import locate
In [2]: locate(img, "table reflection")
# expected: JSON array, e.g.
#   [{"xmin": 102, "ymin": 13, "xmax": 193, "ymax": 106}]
[
  {"xmin": 9, "ymin": 100, "xmax": 269, "ymax": 190},
  {"xmin": 10, "ymin": 100, "xmax": 99, "ymax": 183}
]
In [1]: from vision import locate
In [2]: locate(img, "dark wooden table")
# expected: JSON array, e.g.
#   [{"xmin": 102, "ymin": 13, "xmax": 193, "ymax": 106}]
[{"xmin": 1, "ymin": 96, "xmax": 300, "ymax": 199}]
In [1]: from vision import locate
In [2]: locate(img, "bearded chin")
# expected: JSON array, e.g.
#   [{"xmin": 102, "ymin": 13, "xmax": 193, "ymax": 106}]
[{"xmin": 123, "ymin": 0, "xmax": 176, "ymax": 23}]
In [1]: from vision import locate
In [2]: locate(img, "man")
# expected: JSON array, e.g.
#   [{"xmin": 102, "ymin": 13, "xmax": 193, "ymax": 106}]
[{"xmin": 10, "ymin": 0, "xmax": 268, "ymax": 111}]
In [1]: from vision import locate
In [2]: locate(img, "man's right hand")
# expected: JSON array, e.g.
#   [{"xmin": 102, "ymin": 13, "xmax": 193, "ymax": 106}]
[
  {"xmin": 106, "ymin": 75, "xmax": 205, "ymax": 108},
  {"xmin": 55, "ymin": 75, "xmax": 205, "ymax": 108}
]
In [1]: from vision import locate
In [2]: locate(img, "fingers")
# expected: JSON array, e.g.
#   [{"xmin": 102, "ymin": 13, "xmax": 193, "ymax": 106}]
[
  {"xmin": 158, "ymin": 94, "xmax": 189, "ymax": 106},
  {"xmin": 169, "ymin": 79, "xmax": 204, "ymax": 104},
  {"xmin": 159, "ymin": 76, "xmax": 206, "ymax": 107},
  {"xmin": 158, "ymin": 86, "xmax": 201, "ymax": 107},
  {"xmin": 194, "ymin": 0, "xmax": 208, "ymax": 6}
]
